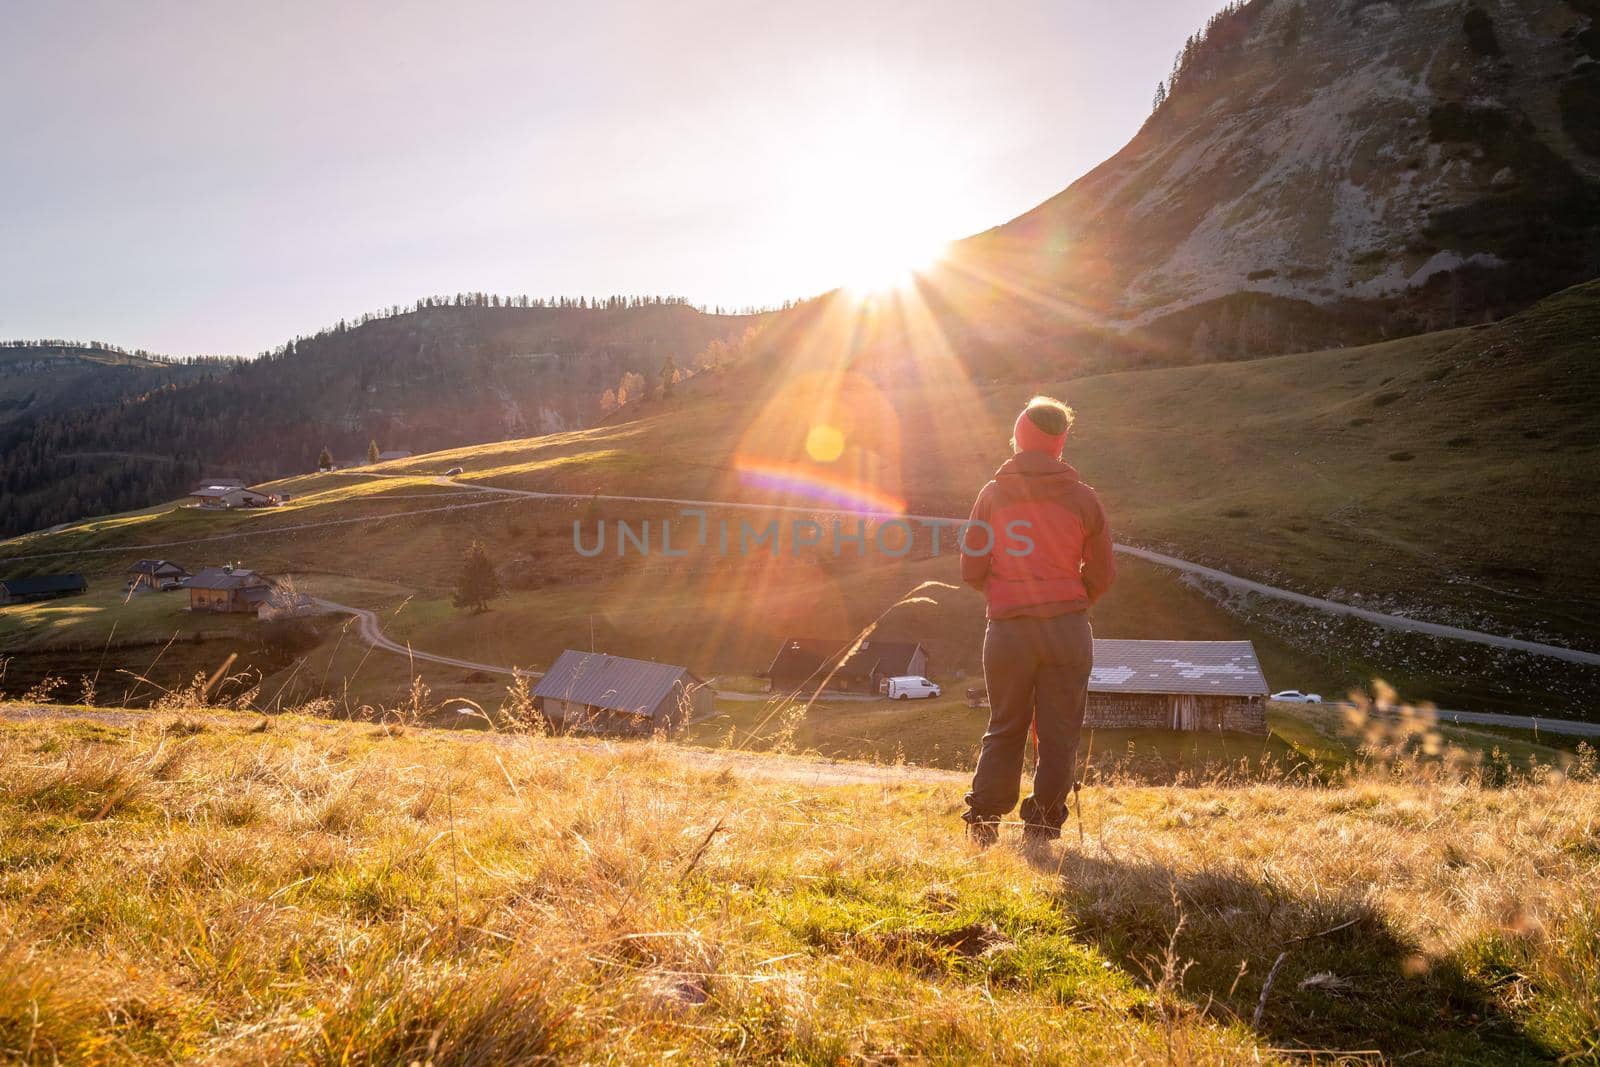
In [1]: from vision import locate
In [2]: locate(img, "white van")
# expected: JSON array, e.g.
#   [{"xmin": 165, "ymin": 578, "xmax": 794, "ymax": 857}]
[{"xmin": 885, "ymin": 676, "xmax": 941, "ymax": 700}]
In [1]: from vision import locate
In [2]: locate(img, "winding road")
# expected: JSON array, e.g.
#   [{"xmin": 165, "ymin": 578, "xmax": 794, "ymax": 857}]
[
  {"xmin": 4, "ymin": 472, "xmax": 1598, "ymax": 671},
  {"xmin": 314, "ymin": 598, "xmax": 537, "ymax": 679},
  {"xmin": 440, "ymin": 477, "xmax": 1600, "ymax": 668}
]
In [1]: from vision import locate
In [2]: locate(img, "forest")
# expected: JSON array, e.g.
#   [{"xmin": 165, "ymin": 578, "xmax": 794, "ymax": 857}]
[{"xmin": 0, "ymin": 301, "xmax": 758, "ymax": 538}]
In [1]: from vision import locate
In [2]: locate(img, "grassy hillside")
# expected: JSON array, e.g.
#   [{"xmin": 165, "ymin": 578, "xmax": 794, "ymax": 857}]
[
  {"xmin": 438, "ymin": 280, "xmax": 1600, "ymax": 652},
  {"xmin": 1, "ymin": 705, "xmax": 1595, "ymax": 1063},
  {"xmin": 2, "ymin": 283, "xmax": 1596, "ymax": 721},
  {"xmin": 682, "ymin": 694, "xmax": 1584, "ymax": 782},
  {"xmin": 0, "ymin": 303, "xmax": 757, "ymax": 537}
]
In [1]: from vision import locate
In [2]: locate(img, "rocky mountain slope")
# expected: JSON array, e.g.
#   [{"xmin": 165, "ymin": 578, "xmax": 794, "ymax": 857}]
[{"xmin": 945, "ymin": 0, "xmax": 1600, "ymax": 359}]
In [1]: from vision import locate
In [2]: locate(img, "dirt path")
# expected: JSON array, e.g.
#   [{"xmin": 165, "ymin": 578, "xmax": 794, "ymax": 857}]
[
  {"xmin": 0, "ymin": 702, "xmax": 965, "ymax": 787},
  {"xmin": 314, "ymin": 598, "xmax": 537, "ymax": 679}
]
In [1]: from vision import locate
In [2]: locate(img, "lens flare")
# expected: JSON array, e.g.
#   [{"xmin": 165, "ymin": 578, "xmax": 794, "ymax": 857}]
[
  {"xmin": 734, "ymin": 458, "xmax": 905, "ymax": 515},
  {"xmin": 804, "ymin": 424, "xmax": 845, "ymax": 463}
]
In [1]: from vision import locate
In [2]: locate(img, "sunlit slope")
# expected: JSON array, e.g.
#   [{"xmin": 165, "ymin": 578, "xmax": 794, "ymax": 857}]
[
  {"xmin": 0, "ymin": 474, "xmax": 1325, "ymax": 711},
  {"xmin": 382, "ymin": 280, "xmax": 1600, "ymax": 652},
  {"xmin": 2, "ymin": 707, "xmax": 1597, "ymax": 1063},
  {"xmin": 2, "ymin": 282, "xmax": 1594, "ymax": 716}
]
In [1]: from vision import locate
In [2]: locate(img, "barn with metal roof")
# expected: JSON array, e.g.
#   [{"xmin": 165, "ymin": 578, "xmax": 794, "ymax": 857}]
[
  {"xmin": 532, "ymin": 650, "xmax": 714, "ymax": 736},
  {"xmin": 1084, "ymin": 639, "xmax": 1270, "ymax": 733},
  {"xmin": 0, "ymin": 573, "xmax": 88, "ymax": 605}
]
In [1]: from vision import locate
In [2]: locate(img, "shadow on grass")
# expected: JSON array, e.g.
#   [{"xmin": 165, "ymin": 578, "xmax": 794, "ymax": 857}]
[{"xmin": 1029, "ymin": 846, "xmax": 1556, "ymax": 1065}]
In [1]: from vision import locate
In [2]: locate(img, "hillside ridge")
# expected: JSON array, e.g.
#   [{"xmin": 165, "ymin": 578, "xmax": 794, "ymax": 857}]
[{"xmin": 950, "ymin": 0, "xmax": 1600, "ymax": 355}]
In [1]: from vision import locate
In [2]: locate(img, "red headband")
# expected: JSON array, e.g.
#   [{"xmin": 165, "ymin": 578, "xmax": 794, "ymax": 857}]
[{"xmin": 1013, "ymin": 409, "xmax": 1067, "ymax": 457}]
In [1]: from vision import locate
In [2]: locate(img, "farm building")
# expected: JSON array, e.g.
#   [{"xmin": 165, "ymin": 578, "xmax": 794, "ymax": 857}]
[
  {"xmin": 190, "ymin": 485, "xmax": 274, "ymax": 509},
  {"xmin": 532, "ymin": 650, "xmax": 713, "ymax": 736},
  {"xmin": 0, "ymin": 573, "xmax": 87, "ymax": 605},
  {"xmin": 765, "ymin": 637, "xmax": 929, "ymax": 694},
  {"xmin": 377, "ymin": 449, "xmax": 412, "ymax": 461},
  {"xmin": 1085, "ymin": 639, "xmax": 1270, "ymax": 734},
  {"xmin": 126, "ymin": 559, "xmax": 189, "ymax": 592},
  {"xmin": 185, "ymin": 566, "xmax": 276, "ymax": 613}
]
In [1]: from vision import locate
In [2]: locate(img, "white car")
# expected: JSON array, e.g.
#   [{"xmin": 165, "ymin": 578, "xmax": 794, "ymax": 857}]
[
  {"xmin": 885, "ymin": 676, "xmax": 942, "ymax": 700},
  {"xmin": 1271, "ymin": 689, "xmax": 1323, "ymax": 704}
]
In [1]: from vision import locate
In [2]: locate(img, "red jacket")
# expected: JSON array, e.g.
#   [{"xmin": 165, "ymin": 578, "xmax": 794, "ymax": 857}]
[{"xmin": 959, "ymin": 452, "xmax": 1116, "ymax": 619}]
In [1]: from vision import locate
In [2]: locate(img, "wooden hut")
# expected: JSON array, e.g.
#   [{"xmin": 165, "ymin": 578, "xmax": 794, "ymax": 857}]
[
  {"xmin": 1085, "ymin": 639, "xmax": 1270, "ymax": 734},
  {"xmin": 532, "ymin": 650, "xmax": 714, "ymax": 736}
]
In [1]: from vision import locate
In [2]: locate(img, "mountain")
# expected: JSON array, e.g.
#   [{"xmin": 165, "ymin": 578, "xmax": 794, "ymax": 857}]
[
  {"xmin": 10, "ymin": 1, "xmax": 1598, "ymax": 533},
  {"xmin": 0, "ymin": 342, "xmax": 212, "ymax": 431},
  {"xmin": 0, "ymin": 302, "xmax": 759, "ymax": 537},
  {"xmin": 941, "ymin": 0, "xmax": 1600, "ymax": 360}
]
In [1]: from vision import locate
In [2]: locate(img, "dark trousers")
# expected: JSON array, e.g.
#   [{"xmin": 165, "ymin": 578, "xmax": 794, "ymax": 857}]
[{"xmin": 964, "ymin": 611, "xmax": 1092, "ymax": 829}]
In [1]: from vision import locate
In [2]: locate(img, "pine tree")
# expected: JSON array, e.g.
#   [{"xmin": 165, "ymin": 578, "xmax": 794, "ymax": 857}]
[
  {"xmin": 452, "ymin": 539, "xmax": 502, "ymax": 614},
  {"xmin": 1152, "ymin": 80, "xmax": 1167, "ymax": 112},
  {"xmin": 317, "ymin": 446, "xmax": 334, "ymax": 471},
  {"xmin": 366, "ymin": 440, "xmax": 380, "ymax": 465},
  {"xmin": 659, "ymin": 354, "xmax": 678, "ymax": 398}
]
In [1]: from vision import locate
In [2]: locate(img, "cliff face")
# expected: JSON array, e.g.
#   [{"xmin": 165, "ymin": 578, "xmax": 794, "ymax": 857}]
[{"xmin": 951, "ymin": 0, "xmax": 1600, "ymax": 354}]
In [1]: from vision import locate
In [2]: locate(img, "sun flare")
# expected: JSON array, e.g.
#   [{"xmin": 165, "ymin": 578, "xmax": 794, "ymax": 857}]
[
  {"xmin": 773, "ymin": 95, "xmax": 970, "ymax": 300},
  {"xmin": 837, "ymin": 234, "xmax": 948, "ymax": 295}
]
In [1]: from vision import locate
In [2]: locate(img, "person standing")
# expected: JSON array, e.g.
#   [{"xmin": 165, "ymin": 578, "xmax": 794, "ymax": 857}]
[{"xmin": 959, "ymin": 396, "xmax": 1116, "ymax": 846}]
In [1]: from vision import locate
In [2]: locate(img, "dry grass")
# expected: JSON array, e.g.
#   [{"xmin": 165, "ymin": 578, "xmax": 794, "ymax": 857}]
[{"xmin": 0, "ymin": 703, "xmax": 1596, "ymax": 1064}]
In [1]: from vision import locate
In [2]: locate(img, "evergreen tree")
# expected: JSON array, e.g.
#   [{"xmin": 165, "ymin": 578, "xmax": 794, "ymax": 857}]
[
  {"xmin": 317, "ymin": 446, "xmax": 334, "ymax": 471},
  {"xmin": 452, "ymin": 539, "xmax": 501, "ymax": 614},
  {"xmin": 659, "ymin": 354, "xmax": 678, "ymax": 397},
  {"xmin": 366, "ymin": 439, "xmax": 380, "ymax": 465}
]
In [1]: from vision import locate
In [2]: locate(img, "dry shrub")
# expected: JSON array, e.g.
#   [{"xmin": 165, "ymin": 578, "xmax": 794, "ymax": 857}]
[
  {"xmin": 19, "ymin": 676, "xmax": 65, "ymax": 704},
  {"xmin": 500, "ymin": 674, "xmax": 550, "ymax": 734}
]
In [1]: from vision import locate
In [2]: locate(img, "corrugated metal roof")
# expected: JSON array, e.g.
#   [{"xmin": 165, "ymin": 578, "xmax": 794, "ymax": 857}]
[
  {"xmin": 127, "ymin": 559, "xmax": 187, "ymax": 575},
  {"xmin": 1088, "ymin": 639, "xmax": 1269, "ymax": 697},
  {"xmin": 532, "ymin": 650, "xmax": 704, "ymax": 719},
  {"xmin": 186, "ymin": 567, "xmax": 270, "ymax": 591},
  {"xmin": 1, "ymin": 573, "xmax": 87, "ymax": 596}
]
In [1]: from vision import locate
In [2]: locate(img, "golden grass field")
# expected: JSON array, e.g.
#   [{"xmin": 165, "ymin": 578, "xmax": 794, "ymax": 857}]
[{"xmin": 1, "ymin": 703, "xmax": 1596, "ymax": 1064}]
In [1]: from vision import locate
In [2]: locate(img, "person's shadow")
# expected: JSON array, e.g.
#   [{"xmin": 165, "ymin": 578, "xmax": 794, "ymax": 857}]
[{"xmin": 1021, "ymin": 843, "xmax": 1556, "ymax": 1064}]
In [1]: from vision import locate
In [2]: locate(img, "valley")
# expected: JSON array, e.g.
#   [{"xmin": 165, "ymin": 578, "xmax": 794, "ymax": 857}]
[{"xmin": 3, "ymin": 282, "xmax": 1596, "ymax": 753}]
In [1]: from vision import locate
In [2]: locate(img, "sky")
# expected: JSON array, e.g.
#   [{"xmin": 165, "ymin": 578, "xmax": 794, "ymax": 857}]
[{"xmin": 1, "ymin": 0, "xmax": 1224, "ymax": 356}]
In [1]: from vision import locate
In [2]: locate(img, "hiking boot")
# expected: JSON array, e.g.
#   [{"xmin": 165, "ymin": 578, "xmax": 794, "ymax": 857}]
[
  {"xmin": 964, "ymin": 816, "xmax": 1000, "ymax": 848},
  {"xmin": 1022, "ymin": 823, "xmax": 1061, "ymax": 847}
]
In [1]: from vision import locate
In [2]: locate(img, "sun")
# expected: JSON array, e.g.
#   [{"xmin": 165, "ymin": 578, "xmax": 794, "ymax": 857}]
[
  {"xmin": 837, "ymin": 232, "xmax": 948, "ymax": 296},
  {"xmin": 772, "ymin": 98, "xmax": 968, "ymax": 299}
]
